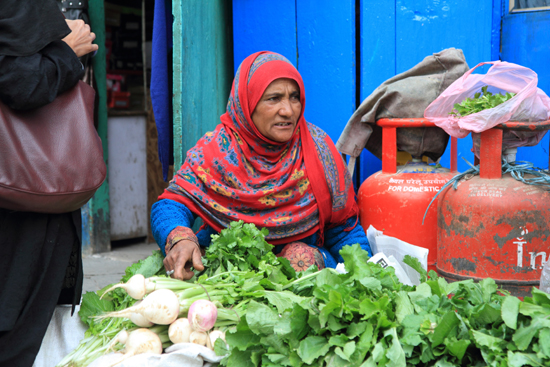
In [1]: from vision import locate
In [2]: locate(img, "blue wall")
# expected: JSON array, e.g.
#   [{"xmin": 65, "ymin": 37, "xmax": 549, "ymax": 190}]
[
  {"xmin": 233, "ymin": 0, "xmax": 356, "ymax": 146},
  {"xmin": 233, "ymin": 0, "xmax": 549, "ymax": 184}
]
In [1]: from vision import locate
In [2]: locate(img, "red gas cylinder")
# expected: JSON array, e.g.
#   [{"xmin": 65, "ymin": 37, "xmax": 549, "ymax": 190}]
[
  {"xmin": 357, "ymin": 118, "xmax": 457, "ymax": 271},
  {"xmin": 437, "ymin": 121, "xmax": 550, "ymax": 297}
]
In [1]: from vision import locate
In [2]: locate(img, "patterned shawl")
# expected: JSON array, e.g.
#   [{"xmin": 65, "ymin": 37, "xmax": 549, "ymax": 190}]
[{"xmin": 160, "ymin": 51, "xmax": 357, "ymax": 245}]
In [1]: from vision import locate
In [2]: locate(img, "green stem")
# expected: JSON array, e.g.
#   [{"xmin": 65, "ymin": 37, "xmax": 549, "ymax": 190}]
[
  {"xmin": 202, "ymin": 270, "xmax": 248, "ymax": 283},
  {"xmin": 282, "ymin": 269, "xmax": 331, "ymax": 290}
]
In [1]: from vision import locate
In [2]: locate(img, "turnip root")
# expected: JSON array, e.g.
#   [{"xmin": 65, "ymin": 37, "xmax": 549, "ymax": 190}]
[
  {"xmin": 106, "ymin": 330, "xmax": 129, "ymax": 352},
  {"xmin": 96, "ymin": 289, "xmax": 180, "ymax": 325},
  {"xmin": 187, "ymin": 299, "xmax": 217, "ymax": 332},
  {"xmin": 189, "ymin": 330, "xmax": 208, "ymax": 347},
  {"xmin": 100, "ymin": 274, "xmax": 156, "ymax": 300},
  {"xmin": 129, "ymin": 301, "xmax": 154, "ymax": 327},
  {"xmin": 168, "ymin": 318, "xmax": 192, "ymax": 344},
  {"xmin": 111, "ymin": 328, "xmax": 162, "ymax": 366}
]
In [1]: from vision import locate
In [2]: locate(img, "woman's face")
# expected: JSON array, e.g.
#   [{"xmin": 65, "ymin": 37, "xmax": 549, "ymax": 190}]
[{"xmin": 251, "ymin": 78, "xmax": 302, "ymax": 143}]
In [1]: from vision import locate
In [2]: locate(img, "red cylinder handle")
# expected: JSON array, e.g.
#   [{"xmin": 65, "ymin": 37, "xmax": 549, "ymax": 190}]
[
  {"xmin": 377, "ymin": 118, "xmax": 457, "ymax": 174},
  {"xmin": 481, "ymin": 120, "xmax": 550, "ymax": 179}
]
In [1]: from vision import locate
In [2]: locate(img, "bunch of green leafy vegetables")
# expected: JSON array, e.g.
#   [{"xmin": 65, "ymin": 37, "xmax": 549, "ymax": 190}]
[
  {"xmin": 217, "ymin": 244, "xmax": 550, "ymax": 367},
  {"xmin": 449, "ymin": 86, "xmax": 516, "ymax": 118},
  {"xmin": 200, "ymin": 220, "xmax": 296, "ymax": 281}
]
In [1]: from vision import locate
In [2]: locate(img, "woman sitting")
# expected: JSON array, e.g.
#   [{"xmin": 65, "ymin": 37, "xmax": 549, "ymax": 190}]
[{"xmin": 151, "ymin": 51, "xmax": 371, "ymax": 279}]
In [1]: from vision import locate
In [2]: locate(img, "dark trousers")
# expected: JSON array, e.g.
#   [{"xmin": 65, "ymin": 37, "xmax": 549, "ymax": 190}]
[{"xmin": 0, "ymin": 209, "xmax": 82, "ymax": 367}]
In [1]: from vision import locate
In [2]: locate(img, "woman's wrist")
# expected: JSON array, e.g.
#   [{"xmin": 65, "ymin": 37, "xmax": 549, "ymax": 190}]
[{"xmin": 165, "ymin": 226, "xmax": 199, "ymax": 254}]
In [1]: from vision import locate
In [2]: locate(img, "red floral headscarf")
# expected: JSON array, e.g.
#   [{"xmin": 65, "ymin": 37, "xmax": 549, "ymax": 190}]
[{"xmin": 160, "ymin": 51, "xmax": 357, "ymax": 245}]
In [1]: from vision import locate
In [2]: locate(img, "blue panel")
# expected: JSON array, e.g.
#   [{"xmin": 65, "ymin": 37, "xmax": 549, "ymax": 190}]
[
  {"xmin": 297, "ymin": 0, "xmax": 356, "ymax": 144},
  {"xmin": 360, "ymin": 0, "xmax": 396, "ymax": 100},
  {"xmin": 232, "ymin": 0, "xmax": 297, "ymax": 71},
  {"xmin": 502, "ymin": 4, "xmax": 550, "ymax": 169},
  {"xmin": 394, "ymin": 0, "xmax": 495, "ymax": 172},
  {"xmin": 359, "ymin": 0, "xmax": 396, "ymax": 181},
  {"xmin": 395, "ymin": 0, "xmax": 494, "ymax": 73}
]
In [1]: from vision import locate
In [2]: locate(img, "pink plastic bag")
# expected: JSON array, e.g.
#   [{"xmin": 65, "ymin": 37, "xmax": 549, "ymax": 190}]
[{"xmin": 424, "ymin": 61, "xmax": 550, "ymax": 138}]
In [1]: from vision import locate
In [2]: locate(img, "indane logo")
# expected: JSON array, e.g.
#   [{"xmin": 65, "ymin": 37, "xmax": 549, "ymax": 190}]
[{"xmin": 515, "ymin": 226, "xmax": 548, "ymax": 270}]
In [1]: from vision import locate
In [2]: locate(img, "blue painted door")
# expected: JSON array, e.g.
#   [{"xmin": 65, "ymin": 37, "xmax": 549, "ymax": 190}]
[
  {"xmin": 233, "ymin": 0, "xmax": 356, "ymax": 151},
  {"xmin": 501, "ymin": 1, "xmax": 550, "ymax": 169}
]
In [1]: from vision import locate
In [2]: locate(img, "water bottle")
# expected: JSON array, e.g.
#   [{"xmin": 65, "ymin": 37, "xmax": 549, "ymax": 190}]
[{"xmin": 541, "ymin": 259, "xmax": 550, "ymax": 294}]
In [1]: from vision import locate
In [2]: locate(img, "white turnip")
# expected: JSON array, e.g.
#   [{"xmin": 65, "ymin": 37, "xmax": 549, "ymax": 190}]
[
  {"xmin": 100, "ymin": 274, "xmax": 156, "ymax": 300},
  {"xmin": 189, "ymin": 330, "xmax": 208, "ymax": 347},
  {"xmin": 129, "ymin": 301, "xmax": 154, "ymax": 327},
  {"xmin": 106, "ymin": 330, "xmax": 129, "ymax": 352},
  {"xmin": 96, "ymin": 289, "xmax": 181, "ymax": 325},
  {"xmin": 168, "ymin": 318, "xmax": 192, "ymax": 344},
  {"xmin": 111, "ymin": 328, "xmax": 162, "ymax": 366},
  {"xmin": 187, "ymin": 299, "xmax": 218, "ymax": 332}
]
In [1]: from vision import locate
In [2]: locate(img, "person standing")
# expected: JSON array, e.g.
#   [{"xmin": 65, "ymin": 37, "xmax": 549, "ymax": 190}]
[{"xmin": 0, "ymin": 1, "xmax": 98, "ymax": 366}]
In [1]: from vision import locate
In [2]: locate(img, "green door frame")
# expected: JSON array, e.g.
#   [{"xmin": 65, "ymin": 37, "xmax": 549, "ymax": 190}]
[
  {"xmin": 84, "ymin": 0, "xmax": 111, "ymax": 254},
  {"xmin": 172, "ymin": 1, "xmax": 233, "ymax": 169}
]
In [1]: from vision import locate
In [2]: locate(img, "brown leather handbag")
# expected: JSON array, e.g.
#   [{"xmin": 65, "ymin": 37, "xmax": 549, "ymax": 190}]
[{"xmin": 0, "ymin": 81, "xmax": 106, "ymax": 213}]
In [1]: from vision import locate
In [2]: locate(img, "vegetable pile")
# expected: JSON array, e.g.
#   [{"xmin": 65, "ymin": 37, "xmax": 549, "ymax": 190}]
[
  {"xmin": 449, "ymin": 86, "xmax": 516, "ymax": 117},
  {"xmin": 58, "ymin": 220, "xmax": 550, "ymax": 367}
]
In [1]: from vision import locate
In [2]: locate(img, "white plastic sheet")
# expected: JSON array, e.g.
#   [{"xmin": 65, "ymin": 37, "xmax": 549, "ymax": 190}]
[
  {"xmin": 366, "ymin": 225, "xmax": 429, "ymax": 286},
  {"xmin": 33, "ymin": 305, "xmax": 225, "ymax": 367},
  {"xmin": 88, "ymin": 344, "xmax": 224, "ymax": 367}
]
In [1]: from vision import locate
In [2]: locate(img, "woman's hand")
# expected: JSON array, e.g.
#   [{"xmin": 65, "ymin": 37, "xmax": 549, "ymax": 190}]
[
  {"xmin": 62, "ymin": 19, "xmax": 98, "ymax": 57},
  {"xmin": 163, "ymin": 240, "xmax": 205, "ymax": 280}
]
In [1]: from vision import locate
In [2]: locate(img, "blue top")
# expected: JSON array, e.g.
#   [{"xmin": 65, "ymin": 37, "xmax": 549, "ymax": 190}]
[{"xmin": 151, "ymin": 199, "xmax": 371, "ymax": 269}]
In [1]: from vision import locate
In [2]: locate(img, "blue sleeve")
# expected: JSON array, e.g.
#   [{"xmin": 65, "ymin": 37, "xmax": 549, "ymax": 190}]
[
  {"xmin": 151, "ymin": 199, "xmax": 195, "ymax": 255},
  {"xmin": 323, "ymin": 217, "xmax": 372, "ymax": 264}
]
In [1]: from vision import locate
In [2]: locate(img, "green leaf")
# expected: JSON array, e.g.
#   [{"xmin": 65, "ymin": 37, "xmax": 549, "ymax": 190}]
[
  {"xmin": 78, "ymin": 291, "xmax": 114, "ymax": 325},
  {"xmin": 507, "ymin": 350, "xmax": 545, "ymax": 367},
  {"xmin": 122, "ymin": 250, "xmax": 165, "ymax": 282},
  {"xmin": 265, "ymin": 354, "xmax": 292, "ymax": 366},
  {"xmin": 289, "ymin": 305, "xmax": 310, "ymax": 341},
  {"xmin": 347, "ymin": 321, "xmax": 369, "ymax": 338},
  {"xmin": 385, "ymin": 328, "xmax": 406, "ymax": 367},
  {"xmin": 539, "ymin": 328, "xmax": 550, "ymax": 358},
  {"xmin": 403, "ymin": 255, "xmax": 427, "ymax": 283},
  {"xmin": 445, "ymin": 338, "xmax": 470, "ymax": 361},
  {"xmin": 531, "ymin": 288, "xmax": 550, "ymax": 307},
  {"xmin": 513, "ymin": 318, "xmax": 550, "ymax": 351},
  {"xmin": 330, "ymin": 334, "xmax": 350, "ymax": 348},
  {"xmin": 226, "ymin": 319, "xmax": 262, "ymax": 351},
  {"xmin": 227, "ymin": 349, "xmax": 262, "ymax": 367},
  {"xmin": 471, "ymin": 330, "xmax": 505, "ymax": 352},
  {"xmin": 334, "ymin": 341, "xmax": 356, "ymax": 362},
  {"xmin": 320, "ymin": 290, "xmax": 344, "ymax": 327},
  {"xmin": 245, "ymin": 301, "xmax": 280, "ymax": 335},
  {"xmin": 214, "ymin": 338, "xmax": 229, "ymax": 356},
  {"xmin": 472, "ymin": 303, "xmax": 501, "ymax": 326},
  {"xmin": 433, "ymin": 357, "xmax": 457, "ymax": 367},
  {"xmin": 395, "ymin": 291, "xmax": 414, "ymax": 324},
  {"xmin": 502, "ymin": 296, "xmax": 521, "ymax": 330},
  {"xmin": 262, "ymin": 291, "xmax": 311, "ymax": 313},
  {"xmin": 297, "ymin": 336, "xmax": 331, "ymax": 364},
  {"xmin": 432, "ymin": 312, "xmax": 460, "ymax": 347}
]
